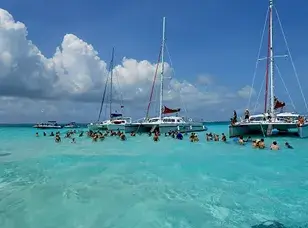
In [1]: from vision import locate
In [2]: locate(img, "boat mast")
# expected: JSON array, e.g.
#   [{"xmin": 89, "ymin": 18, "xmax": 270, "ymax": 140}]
[
  {"xmin": 269, "ymin": 0, "xmax": 275, "ymax": 115},
  {"xmin": 264, "ymin": 5, "xmax": 271, "ymax": 113},
  {"xmin": 159, "ymin": 17, "xmax": 166, "ymax": 121},
  {"xmin": 109, "ymin": 47, "xmax": 115, "ymax": 118}
]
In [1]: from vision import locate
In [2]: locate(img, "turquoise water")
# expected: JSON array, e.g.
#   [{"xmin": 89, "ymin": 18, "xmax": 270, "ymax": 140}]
[{"xmin": 0, "ymin": 124, "xmax": 307, "ymax": 228}]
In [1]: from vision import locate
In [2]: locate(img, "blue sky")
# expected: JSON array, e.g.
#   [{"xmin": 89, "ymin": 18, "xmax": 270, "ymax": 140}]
[{"xmin": 0, "ymin": 0, "xmax": 308, "ymax": 122}]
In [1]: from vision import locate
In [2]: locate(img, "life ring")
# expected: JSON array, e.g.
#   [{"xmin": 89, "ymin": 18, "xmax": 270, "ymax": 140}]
[{"xmin": 188, "ymin": 118, "xmax": 192, "ymax": 122}]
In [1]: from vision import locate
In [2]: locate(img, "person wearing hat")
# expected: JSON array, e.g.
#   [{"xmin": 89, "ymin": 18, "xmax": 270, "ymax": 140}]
[{"xmin": 244, "ymin": 109, "xmax": 250, "ymax": 120}]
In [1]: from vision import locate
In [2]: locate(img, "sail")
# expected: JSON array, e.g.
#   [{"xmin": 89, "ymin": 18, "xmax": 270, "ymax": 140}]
[
  {"xmin": 162, "ymin": 106, "xmax": 181, "ymax": 114},
  {"xmin": 274, "ymin": 96, "xmax": 286, "ymax": 109}
]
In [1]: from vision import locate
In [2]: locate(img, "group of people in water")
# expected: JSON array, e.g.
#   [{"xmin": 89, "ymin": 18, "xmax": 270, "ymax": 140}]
[
  {"xmin": 35, "ymin": 129, "xmax": 293, "ymax": 150},
  {"xmin": 235, "ymin": 135, "xmax": 293, "ymax": 150},
  {"xmin": 35, "ymin": 129, "xmax": 129, "ymax": 142}
]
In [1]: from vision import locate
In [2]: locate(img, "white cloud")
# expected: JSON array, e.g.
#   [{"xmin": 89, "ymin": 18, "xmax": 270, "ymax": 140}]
[
  {"xmin": 237, "ymin": 85, "xmax": 256, "ymax": 99},
  {"xmin": 0, "ymin": 8, "xmax": 247, "ymax": 122},
  {"xmin": 196, "ymin": 74, "xmax": 213, "ymax": 86}
]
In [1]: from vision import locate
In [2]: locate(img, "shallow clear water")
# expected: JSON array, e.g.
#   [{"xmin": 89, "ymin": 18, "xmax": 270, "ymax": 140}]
[{"xmin": 0, "ymin": 124, "xmax": 307, "ymax": 228}]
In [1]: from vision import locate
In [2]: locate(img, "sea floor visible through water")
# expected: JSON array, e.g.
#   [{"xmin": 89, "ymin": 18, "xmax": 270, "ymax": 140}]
[{"xmin": 0, "ymin": 123, "xmax": 307, "ymax": 228}]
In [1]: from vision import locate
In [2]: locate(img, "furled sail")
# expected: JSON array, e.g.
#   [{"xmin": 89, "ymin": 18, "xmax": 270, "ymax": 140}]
[{"xmin": 162, "ymin": 106, "xmax": 181, "ymax": 114}]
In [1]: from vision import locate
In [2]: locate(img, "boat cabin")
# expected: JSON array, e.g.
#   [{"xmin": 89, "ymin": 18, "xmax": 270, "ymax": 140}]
[{"xmin": 147, "ymin": 116, "xmax": 186, "ymax": 124}]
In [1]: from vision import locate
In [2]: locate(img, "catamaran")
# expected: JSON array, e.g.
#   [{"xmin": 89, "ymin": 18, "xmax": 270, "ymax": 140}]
[
  {"xmin": 124, "ymin": 17, "xmax": 207, "ymax": 134},
  {"xmin": 229, "ymin": 0, "xmax": 308, "ymax": 138},
  {"xmin": 88, "ymin": 48, "xmax": 133, "ymax": 131}
]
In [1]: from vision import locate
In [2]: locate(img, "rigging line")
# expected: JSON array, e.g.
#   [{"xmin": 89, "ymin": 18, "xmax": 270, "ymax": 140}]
[
  {"xmin": 253, "ymin": 76, "xmax": 265, "ymax": 114},
  {"xmin": 112, "ymin": 54, "xmax": 124, "ymax": 110},
  {"xmin": 274, "ymin": 6, "xmax": 308, "ymax": 113},
  {"xmin": 165, "ymin": 43, "xmax": 188, "ymax": 116},
  {"xmin": 247, "ymin": 7, "xmax": 269, "ymax": 110},
  {"xmin": 165, "ymin": 44, "xmax": 174, "ymax": 77},
  {"xmin": 97, "ymin": 49, "xmax": 115, "ymax": 121},
  {"xmin": 113, "ymin": 63, "xmax": 125, "ymax": 114},
  {"xmin": 275, "ymin": 64, "xmax": 296, "ymax": 111},
  {"xmin": 115, "ymin": 71, "xmax": 124, "ymax": 108},
  {"xmin": 145, "ymin": 47, "xmax": 162, "ymax": 119},
  {"xmin": 97, "ymin": 75, "xmax": 109, "ymax": 122},
  {"xmin": 109, "ymin": 48, "xmax": 115, "ymax": 118}
]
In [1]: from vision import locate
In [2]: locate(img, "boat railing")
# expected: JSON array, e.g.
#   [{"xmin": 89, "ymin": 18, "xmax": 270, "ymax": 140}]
[{"xmin": 134, "ymin": 117, "xmax": 146, "ymax": 123}]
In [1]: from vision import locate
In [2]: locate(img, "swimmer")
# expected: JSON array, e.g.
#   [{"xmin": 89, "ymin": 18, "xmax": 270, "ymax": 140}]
[
  {"xmin": 194, "ymin": 135, "xmax": 199, "ymax": 142},
  {"xmin": 258, "ymin": 138, "xmax": 265, "ymax": 149},
  {"xmin": 55, "ymin": 135, "xmax": 61, "ymax": 143},
  {"xmin": 92, "ymin": 134, "xmax": 98, "ymax": 142},
  {"xmin": 238, "ymin": 136, "xmax": 244, "ymax": 145},
  {"xmin": 153, "ymin": 135, "xmax": 159, "ymax": 142},
  {"xmin": 190, "ymin": 133, "xmax": 199, "ymax": 142},
  {"xmin": 120, "ymin": 133, "xmax": 126, "ymax": 141},
  {"xmin": 221, "ymin": 133, "xmax": 226, "ymax": 142},
  {"xmin": 176, "ymin": 132, "xmax": 183, "ymax": 140},
  {"xmin": 208, "ymin": 133, "xmax": 213, "ymax": 140},
  {"xmin": 285, "ymin": 142, "xmax": 293, "ymax": 149},
  {"xmin": 270, "ymin": 141, "xmax": 279, "ymax": 150},
  {"xmin": 252, "ymin": 140, "xmax": 258, "ymax": 148},
  {"xmin": 35, "ymin": 132, "xmax": 39, "ymax": 137},
  {"xmin": 189, "ymin": 133, "xmax": 195, "ymax": 142}
]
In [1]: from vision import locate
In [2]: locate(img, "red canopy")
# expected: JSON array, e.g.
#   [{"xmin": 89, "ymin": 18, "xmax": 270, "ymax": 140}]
[
  {"xmin": 162, "ymin": 106, "xmax": 181, "ymax": 114},
  {"xmin": 274, "ymin": 97, "xmax": 286, "ymax": 109}
]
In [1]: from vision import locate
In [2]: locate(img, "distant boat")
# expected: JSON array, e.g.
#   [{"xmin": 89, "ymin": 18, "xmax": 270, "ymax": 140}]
[
  {"xmin": 64, "ymin": 122, "xmax": 79, "ymax": 128},
  {"xmin": 229, "ymin": 0, "xmax": 308, "ymax": 138},
  {"xmin": 33, "ymin": 121, "xmax": 62, "ymax": 129}
]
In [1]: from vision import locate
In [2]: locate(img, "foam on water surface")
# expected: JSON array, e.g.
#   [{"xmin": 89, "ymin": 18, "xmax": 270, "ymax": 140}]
[{"xmin": 0, "ymin": 124, "xmax": 308, "ymax": 228}]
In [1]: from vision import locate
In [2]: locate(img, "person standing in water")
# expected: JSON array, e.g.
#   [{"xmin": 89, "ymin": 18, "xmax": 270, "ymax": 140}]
[
  {"xmin": 153, "ymin": 134, "xmax": 159, "ymax": 142},
  {"xmin": 221, "ymin": 133, "xmax": 226, "ymax": 142},
  {"xmin": 270, "ymin": 141, "xmax": 279, "ymax": 150}
]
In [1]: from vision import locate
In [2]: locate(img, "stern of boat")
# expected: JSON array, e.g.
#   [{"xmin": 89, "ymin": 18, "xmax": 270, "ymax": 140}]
[
  {"xmin": 229, "ymin": 124, "xmax": 251, "ymax": 138},
  {"xmin": 298, "ymin": 124, "xmax": 308, "ymax": 138}
]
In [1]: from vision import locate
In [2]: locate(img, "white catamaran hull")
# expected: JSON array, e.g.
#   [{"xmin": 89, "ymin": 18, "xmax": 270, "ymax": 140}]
[
  {"xmin": 229, "ymin": 122, "xmax": 308, "ymax": 138},
  {"xmin": 106, "ymin": 124, "xmax": 126, "ymax": 131},
  {"xmin": 88, "ymin": 123, "xmax": 108, "ymax": 131},
  {"xmin": 123, "ymin": 122, "xmax": 207, "ymax": 134}
]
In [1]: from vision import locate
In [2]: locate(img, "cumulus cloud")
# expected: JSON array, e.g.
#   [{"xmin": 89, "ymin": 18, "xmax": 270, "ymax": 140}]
[
  {"xmin": 0, "ymin": 8, "xmax": 248, "ymax": 122},
  {"xmin": 196, "ymin": 74, "xmax": 214, "ymax": 86},
  {"xmin": 237, "ymin": 85, "xmax": 256, "ymax": 99}
]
